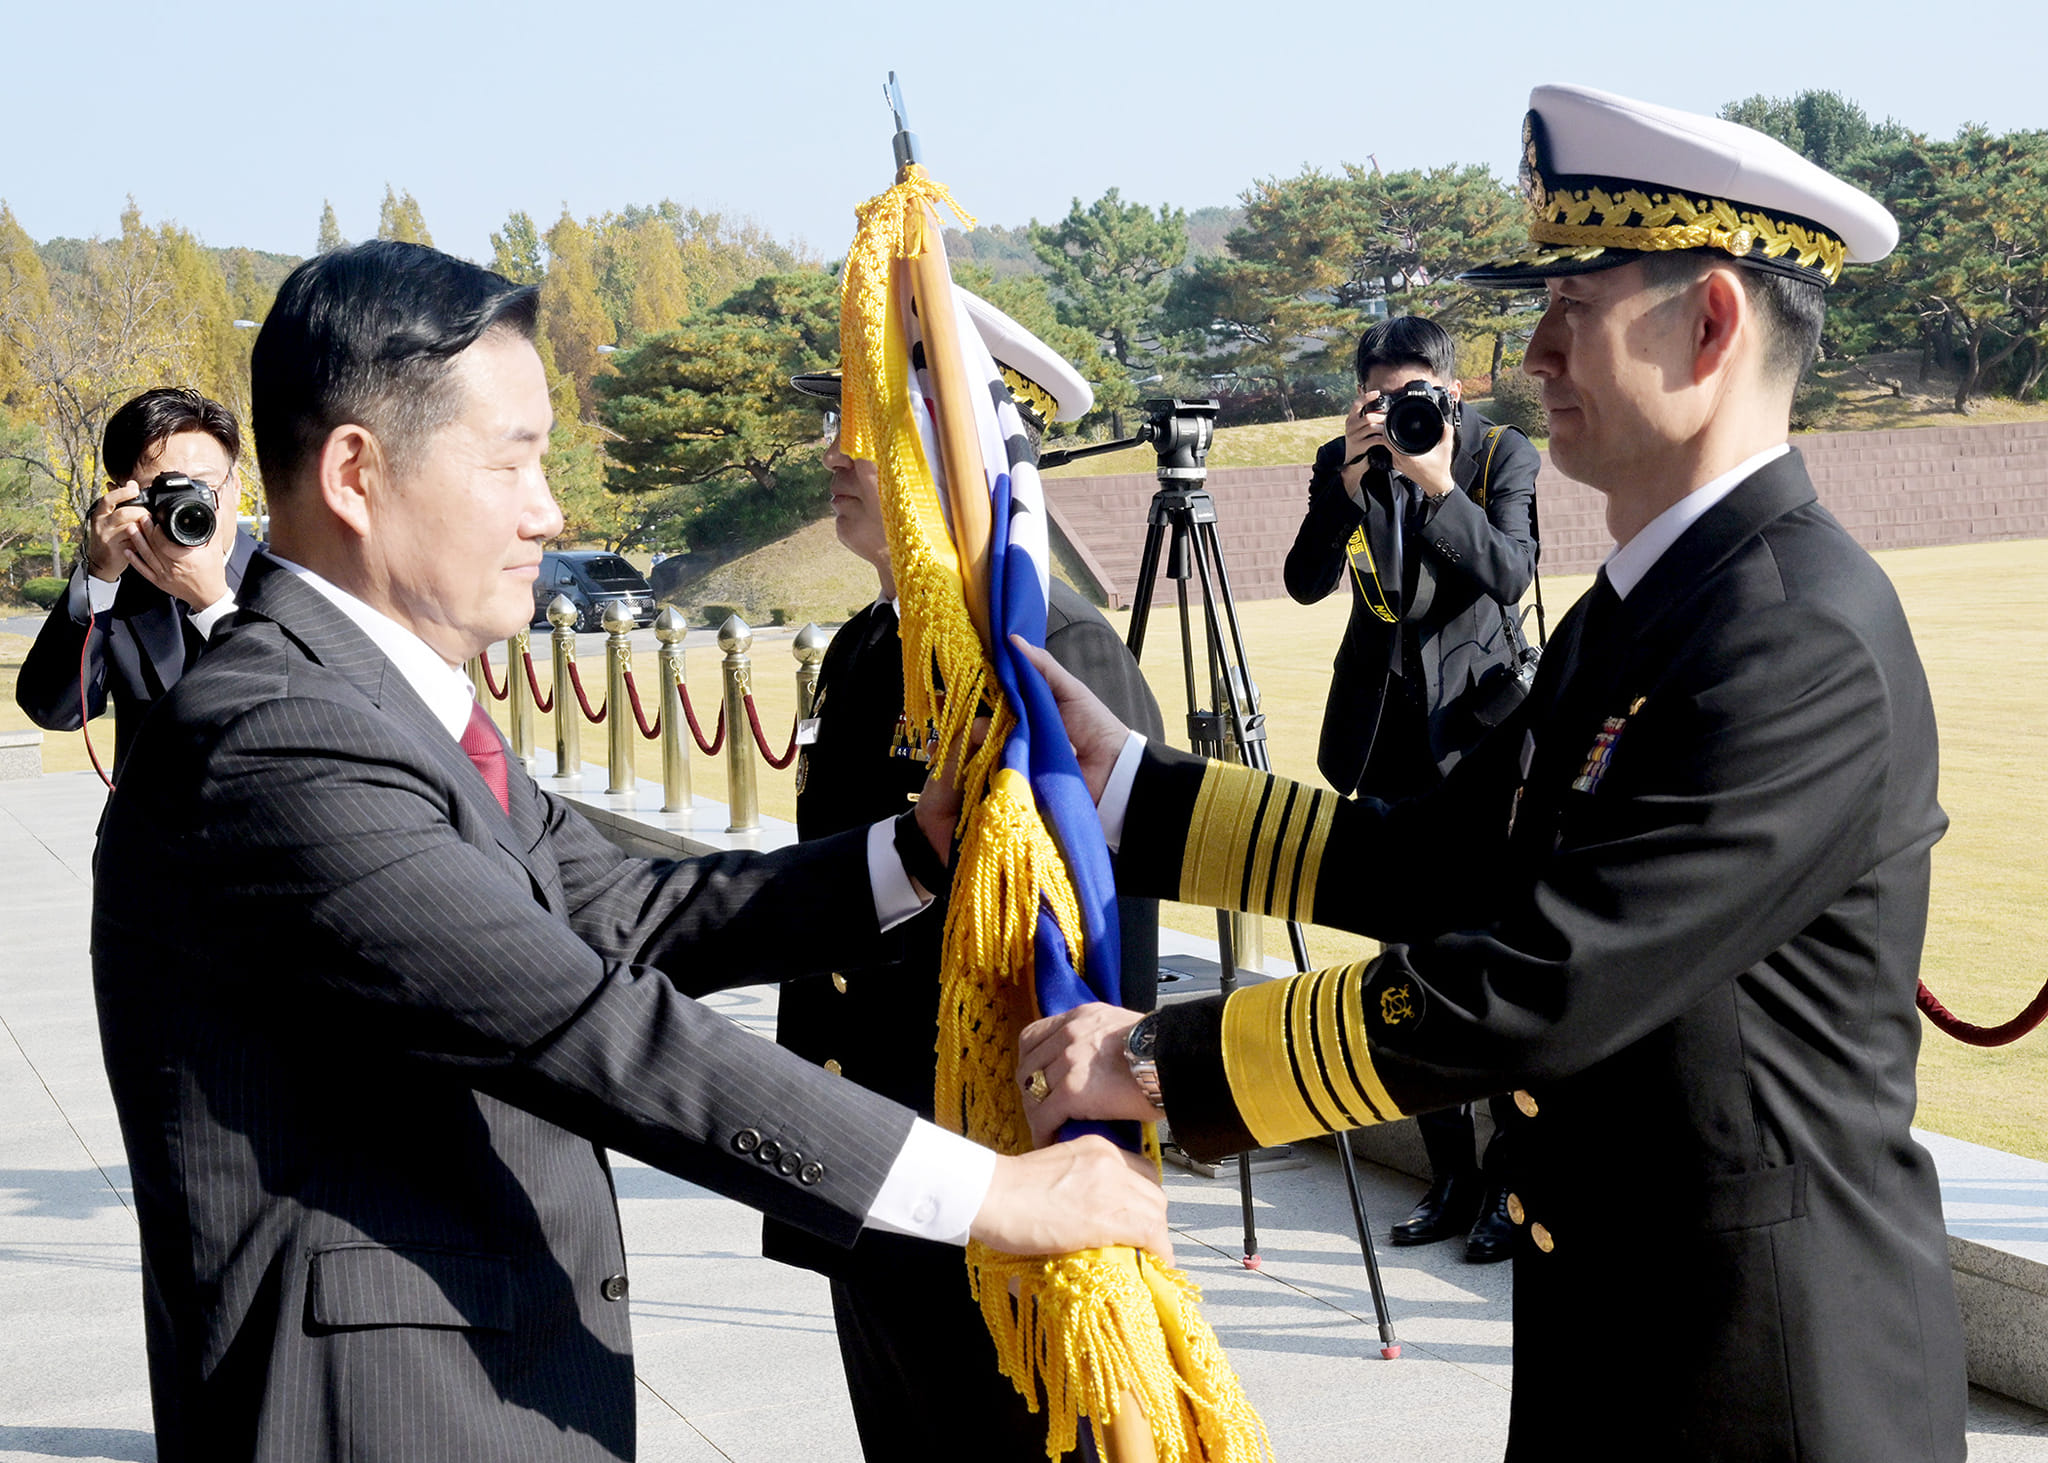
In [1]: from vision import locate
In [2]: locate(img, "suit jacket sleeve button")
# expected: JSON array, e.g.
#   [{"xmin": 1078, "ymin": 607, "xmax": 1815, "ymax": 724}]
[
  {"xmin": 823, "ymin": 1059, "xmax": 842, "ymax": 1076},
  {"xmin": 1513, "ymin": 1089, "xmax": 1539, "ymax": 1118},
  {"xmin": 732, "ymin": 1127, "xmax": 761, "ymax": 1154},
  {"xmin": 799, "ymin": 1161, "xmax": 825, "ymax": 1186},
  {"xmin": 777, "ymin": 1151, "xmax": 803, "ymax": 1177},
  {"xmin": 1530, "ymin": 1221, "xmax": 1555, "ymax": 1254},
  {"xmin": 1506, "ymin": 1192, "xmax": 1526, "ymax": 1225},
  {"xmin": 756, "ymin": 1139, "xmax": 781, "ymax": 1164},
  {"xmin": 601, "ymin": 1273, "xmax": 629, "ymax": 1302}
]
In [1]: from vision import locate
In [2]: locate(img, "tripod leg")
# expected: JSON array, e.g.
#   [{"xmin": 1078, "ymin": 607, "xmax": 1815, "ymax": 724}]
[
  {"xmin": 1125, "ymin": 518, "xmax": 1169, "ymax": 661},
  {"xmin": 1214, "ymin": 907, "xmax": 1261, "ymax": 1269},
  {"xmin": 1281, "ymin": 916, "xmax": 1401, "ymax": 1354},
  {"xmin": 1190, "ymin": 506, "xmax": 1403, "ymax": 1354}
]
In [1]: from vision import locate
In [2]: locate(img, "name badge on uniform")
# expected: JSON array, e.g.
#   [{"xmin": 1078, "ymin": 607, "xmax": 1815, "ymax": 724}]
[
  {"xmin": 1571, "ymin": 697, "xmax": 1645, "ymax": 794},
  {"xmin": 795, "ymin": 717, "xmax": 821, "ymax": 746}
]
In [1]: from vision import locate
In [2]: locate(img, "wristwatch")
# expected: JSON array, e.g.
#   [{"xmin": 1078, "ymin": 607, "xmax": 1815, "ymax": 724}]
[{"xmin": 1124, "ymin": 1012, "xmax": 1167, "ymax": 1112}]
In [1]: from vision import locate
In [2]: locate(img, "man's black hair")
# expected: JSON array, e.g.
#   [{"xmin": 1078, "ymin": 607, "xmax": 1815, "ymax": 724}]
[
  {"xmin": 1355, "ymin": 315, "xmax": 1458, "ymax": 386},
  {"xmin": 103, "ymin": 387, "xmax": 240, "ymax": 484},
  {"xmin": 1635, "ymin": 252, "xmax": 1826, "ymax": 389},
  {"xmin": 252, "ymin": 240, "xmax": 540, "ymax": 493}
]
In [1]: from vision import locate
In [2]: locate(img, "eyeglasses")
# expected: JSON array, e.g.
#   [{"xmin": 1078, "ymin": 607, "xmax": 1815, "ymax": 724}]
[{"xmin": 821, "ymin": 409, "xmax": 841, "ymax": 440}]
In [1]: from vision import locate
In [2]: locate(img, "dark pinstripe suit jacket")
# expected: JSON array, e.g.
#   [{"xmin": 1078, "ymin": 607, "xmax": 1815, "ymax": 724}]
[{"xmin": 92, "ymin": 554, "xmax": 923, "ymax": 1461}]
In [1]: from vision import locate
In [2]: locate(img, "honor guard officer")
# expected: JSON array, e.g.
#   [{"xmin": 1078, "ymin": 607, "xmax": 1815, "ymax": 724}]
[
  {"xmin": 766, "ymin": 291, "xmax": 1167, "ymax": 1461},
  {"xmin": 1018, "ymin": 85, "xmax": 1968, "ymax": 1462}
]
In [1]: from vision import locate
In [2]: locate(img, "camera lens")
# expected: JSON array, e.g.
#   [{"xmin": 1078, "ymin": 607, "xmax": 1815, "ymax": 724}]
[
  {"xmin": 166, "ymin": 498, "xmax": 216, "ymax": 547},
  {"xmin": 1383, "ymin": 396, "xmax": 1446, "ymax": 457}
]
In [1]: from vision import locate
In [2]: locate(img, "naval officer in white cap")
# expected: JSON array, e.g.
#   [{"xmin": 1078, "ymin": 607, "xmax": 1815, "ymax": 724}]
[{"xmin": 1013, "ymin": 84, "xmax": 1966, "ymax": 1461}]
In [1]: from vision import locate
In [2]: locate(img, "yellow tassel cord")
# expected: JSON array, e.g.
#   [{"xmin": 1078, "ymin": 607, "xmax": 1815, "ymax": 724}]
[{"xmin": 840, "ymin": 171, "xmax": 1270, "ymax": 1463}]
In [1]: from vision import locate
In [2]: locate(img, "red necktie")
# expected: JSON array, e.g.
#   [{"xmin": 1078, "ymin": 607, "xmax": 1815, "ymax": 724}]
[{"xmin": 460, "ymin": 700, "xmax": 511, "ymax": 815}]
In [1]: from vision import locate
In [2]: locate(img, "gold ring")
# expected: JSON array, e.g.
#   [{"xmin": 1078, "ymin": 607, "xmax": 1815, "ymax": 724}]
[{"xmin": 1025, "ymin": 1069, "xmax": 1050, "ymax": 1103}]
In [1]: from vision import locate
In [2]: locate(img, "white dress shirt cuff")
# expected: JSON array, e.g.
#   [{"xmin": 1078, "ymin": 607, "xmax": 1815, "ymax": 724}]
[
  {"xmin": 83, "ymin": 571, "xmax": 120, "ymax": 617},
  {"xmin": 868, "ymin": 817, "xmax": 931, "ymax": 933},
  {"xmin": 864, "ymin": 1118, "xmax": 996, "ymax": 1244},
  {"xmin": 1098, "ymin": 732, "xmax": 1147, "ymax": 854},
  {"xmin": 188, "ymin": 593, "xmax": 237, "ymax": 639}
]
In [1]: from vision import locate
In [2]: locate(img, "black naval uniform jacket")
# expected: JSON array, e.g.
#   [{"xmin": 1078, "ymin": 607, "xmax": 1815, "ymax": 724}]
[
  {"xmin": 93, "ymin": 556, "xmax": 931, "ymax": 1462},
  {"xmin": 1282, "ymin": 411, "xmax": 1538, "ymax": 797},
  {"xmin": 15, "ymin": 533, "xmax": 258, "ymax": 780},
  {"xmin": 1118, "ymin": 452, "xmax": 1967, "ymax": 1461},
  {"xmin": 765, "ymin": 577, "xmax": 1166, "ymax": 1278}
]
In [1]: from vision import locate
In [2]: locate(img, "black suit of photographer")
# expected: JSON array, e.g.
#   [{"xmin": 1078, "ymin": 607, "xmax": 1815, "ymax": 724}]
[{"xmin": 1283, "ymin": 409, "xmax": 1539, "ymax": 801}]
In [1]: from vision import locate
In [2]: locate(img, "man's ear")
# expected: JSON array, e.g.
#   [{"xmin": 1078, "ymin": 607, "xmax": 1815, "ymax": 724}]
[
  {"xmin": 1694, "ymin": 265, "xmax": 1750, "ymax": 388},
  {"xmin": 314, "ymin": 425, "xmax": 387, "ymax": 540}
]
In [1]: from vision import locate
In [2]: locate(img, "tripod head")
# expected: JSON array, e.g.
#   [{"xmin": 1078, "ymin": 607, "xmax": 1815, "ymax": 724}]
[{"xmin": 1036, "ymin": 398, "xmax": 1221, "ymax": 482}]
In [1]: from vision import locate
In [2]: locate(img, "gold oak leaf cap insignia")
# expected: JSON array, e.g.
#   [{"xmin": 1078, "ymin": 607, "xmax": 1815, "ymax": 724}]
[{"xmin": 1459, "ymin": 83, "xmax": 1898, "ymax": 291}]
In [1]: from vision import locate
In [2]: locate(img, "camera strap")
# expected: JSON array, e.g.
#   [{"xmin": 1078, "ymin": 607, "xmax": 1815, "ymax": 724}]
[{"xmin": 1476, "ymin": 425, "xmax": 1547, "ymax": 652}]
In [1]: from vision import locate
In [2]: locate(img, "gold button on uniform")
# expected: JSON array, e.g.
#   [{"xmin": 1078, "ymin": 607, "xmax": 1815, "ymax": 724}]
[
  {"xmin": 1530, "ymin": 1222, "xmax": 1555, "ymax": 1254},
  {"xmin": 823, "ymin": 1059, "xmax": 842, "ymax": 1076},
  {"xmin": 831, "ymin": 974, "xmax": 848, "ymax": 994},
  {"xmin": 1506, "ymin": 1193, "xmax": 1525, "ymax": 1225},
  {"xmin": 1513, "ymin": 1089, "xmax": 1539, "ymax": 1118}
]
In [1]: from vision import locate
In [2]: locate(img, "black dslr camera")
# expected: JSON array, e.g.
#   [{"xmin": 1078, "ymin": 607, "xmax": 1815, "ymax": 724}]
[
  {"xmin": 139, "ymin": 472, "xmax": 219, "ymax": 548},
  {"xmin": 1373, "ymin": 380, "xmax": 1458, "ymax": 457}
]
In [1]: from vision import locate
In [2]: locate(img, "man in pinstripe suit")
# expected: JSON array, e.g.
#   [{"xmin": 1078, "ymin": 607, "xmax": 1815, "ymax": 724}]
[{"xmin": 90, "ymin": 240, "xmax": 1166, "ymax": 1462}]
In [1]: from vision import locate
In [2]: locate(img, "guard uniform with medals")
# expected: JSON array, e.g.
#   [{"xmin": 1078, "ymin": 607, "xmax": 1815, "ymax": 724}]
[{"xmin": 1093, "ymin": 86, "xmax": 1967, "ymax": 1461}]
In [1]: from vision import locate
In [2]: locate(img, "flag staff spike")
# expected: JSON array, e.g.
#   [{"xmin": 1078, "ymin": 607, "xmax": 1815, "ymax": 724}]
[{"xmin": 885, "ymin": 72, "xmax": 921, "ymax": 175}]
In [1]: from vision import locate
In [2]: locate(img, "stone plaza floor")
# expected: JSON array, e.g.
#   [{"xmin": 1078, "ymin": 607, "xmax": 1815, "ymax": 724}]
[{"xmin": 4, "ymin": 768, "xmax": 2046, "ymax": 1461}]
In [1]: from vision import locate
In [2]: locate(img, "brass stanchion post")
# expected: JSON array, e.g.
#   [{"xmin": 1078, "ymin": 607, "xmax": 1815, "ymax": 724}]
[
  {"xmin": 507, "ymin": 626, "xmax": 535, "ymax": 771},
  {"xmin": 604, "ymin": 600, "xmax": 636, "ymax": 796},
  {"xmin": 719, "ymin": 614, "xmax": 758, "ymax": 833},
  {"xmin": 793, "ymin": 622, "xmax": 827, "ymax": 718},
  {"xmin": 656, "ymin": 608, "xmax": 691, "ymax": 814},
  {"xmin": 548, "ymin": 595, "xmax": 580, "ymax": 782},
  {"xmin": 467, "ymin": 656, "xmax": 489, "ymax": 703}
]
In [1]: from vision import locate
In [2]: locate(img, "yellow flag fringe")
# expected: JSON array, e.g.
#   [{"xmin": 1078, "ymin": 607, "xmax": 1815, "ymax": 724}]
[{"xmin": 840, "ymin": 168, "xmax": 1271, "ymax": 1463}]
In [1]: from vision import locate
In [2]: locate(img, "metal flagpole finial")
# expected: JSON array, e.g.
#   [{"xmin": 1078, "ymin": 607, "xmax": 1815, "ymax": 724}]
[{"xmin": 885, "ymin": 71, "xmax": 921, "ymax": 171}]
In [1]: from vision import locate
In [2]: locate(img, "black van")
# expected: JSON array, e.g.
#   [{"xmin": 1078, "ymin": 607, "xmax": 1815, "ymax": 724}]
[{"xmin": 531, "ymin": 551, "xmax": 661, "ymax": 632}]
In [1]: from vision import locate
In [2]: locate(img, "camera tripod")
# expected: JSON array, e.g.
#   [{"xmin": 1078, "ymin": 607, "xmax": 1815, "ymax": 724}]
[{"xmin": 1042, "ymin": 400, "xmax": 1401, "ymax": 1359}]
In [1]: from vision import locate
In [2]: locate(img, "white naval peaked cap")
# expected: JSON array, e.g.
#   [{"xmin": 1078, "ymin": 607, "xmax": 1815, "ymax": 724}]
[
  {"xmin": 1461, "ymin": 83, "xmax": 1899, "ymax": 289},
  {"xmin": 790, "ymin": 287, "xmax": 1094, "ymax": 426}
]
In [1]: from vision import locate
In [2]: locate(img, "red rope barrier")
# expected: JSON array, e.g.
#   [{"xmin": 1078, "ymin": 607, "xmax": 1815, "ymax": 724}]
[
  {"xmin": 677, "ymin": 677, "xmax": 724, "ymax": 755},
  {"xmin": 621, "ymin": 666, "xmax": 660, "ymax": 740},
  {"xmin": 743, "ymin": 692, "xmax": 800, "ymax": 769},
  {"xmin": 1917, "ymin": 978, "xmax": 2048, "ymax": 1047},
  {"xmin": 477, "ymin": 654, "xmax": 509, "ymax": 701},
  {"xmin": 521, "ymin": 649, "xmax": 554, "ymax": 713},
  {"xmin": 564, "ymin": 660, "xmax": 605, "ymax": 723}
]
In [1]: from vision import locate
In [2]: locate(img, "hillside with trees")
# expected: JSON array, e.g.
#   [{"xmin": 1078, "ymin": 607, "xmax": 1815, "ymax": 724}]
[{"xmin": 3, "ymin": 87, "xmax": 2045, "ymax": 600}]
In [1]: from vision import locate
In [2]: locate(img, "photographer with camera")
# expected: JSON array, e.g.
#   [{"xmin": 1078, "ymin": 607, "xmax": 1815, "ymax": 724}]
[
  {"xmin": 1283, "ymin": 316, "xmax": 1539, "ymax": 1261},
  {"xmin": 16, "ymin": 388, "xmax": 256, "ymax": 781}
]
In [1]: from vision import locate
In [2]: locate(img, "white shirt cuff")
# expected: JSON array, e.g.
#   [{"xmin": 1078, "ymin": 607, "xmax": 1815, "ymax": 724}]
[
  {"xmin": 864, "ymin": 1117, "xmax": 996, "ymax": 1245},
  {"xmin": 867, "ymin": 817, "xmax": 931, "ymax": 933},
  {"xmin": 1098, "ymin": 732, "xmax": 1146, "ymax": 854},
  {"xmin": 84, "ymin": 572, "xmax": 120, "ymax": 616},
  {"xmin": 188, "ymin": 592, "xmax": 237, "ymax": 639}
]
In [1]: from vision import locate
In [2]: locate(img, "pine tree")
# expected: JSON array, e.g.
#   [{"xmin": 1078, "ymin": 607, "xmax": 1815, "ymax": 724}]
[
  {"xmin": 376, "ymin": 186, "xmax": 434, "ymax": 247},
  {"xmin": 317, "ymin": 201, "xmax": 346, "ymax": 254}
]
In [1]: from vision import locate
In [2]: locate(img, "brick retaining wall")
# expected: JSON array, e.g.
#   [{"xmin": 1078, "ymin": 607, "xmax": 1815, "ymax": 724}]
[{"xmin": 1043, "ymin": 420, "xmax": 2048, "ymax": 605}]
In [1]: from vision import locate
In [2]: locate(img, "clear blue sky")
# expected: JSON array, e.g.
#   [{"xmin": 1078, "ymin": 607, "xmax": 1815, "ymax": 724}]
[{"xmin": 9, "ymin": 0, "xmax": 2045, "ymax": 265}]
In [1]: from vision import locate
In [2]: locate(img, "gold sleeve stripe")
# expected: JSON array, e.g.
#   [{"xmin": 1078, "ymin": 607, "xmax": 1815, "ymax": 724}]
[
  {"xmin": 1220, "ymin": 976, "xmax": 1326, "ymax": 1146},
  {"xmin": 1295, "ymin": 967, "xmax": 1365, "ymax": 1128},
  {"xmin": 1330, "ymin": 962, "xmax": 1402, "ymax": 1121},
  {"xmin": 1306, "ymin": 966, "xmax": 1375, "ymax": 1125},
  {"xmin": 1220, "ymin": 971, "xmax": 1403, "ymax": 1147},
  {"xmin": 1291, "ymin": 788, "xmax": 1335, "ymax": 925},
  {"xmin": 1178, "ymin": 761, "xmax": 1339, "ymax": 924},
  {"xmin": 1255, "ymin": 782, "xmax": 1302, "ymax": 917}
]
